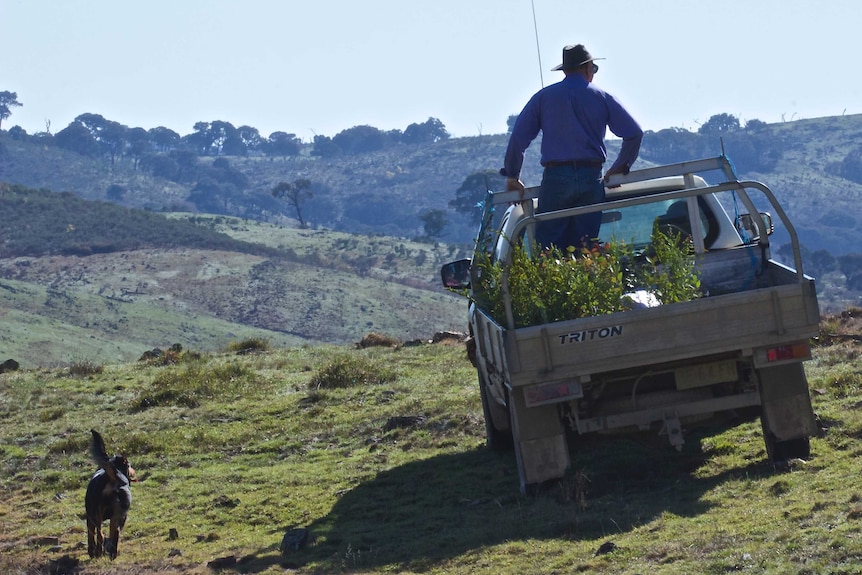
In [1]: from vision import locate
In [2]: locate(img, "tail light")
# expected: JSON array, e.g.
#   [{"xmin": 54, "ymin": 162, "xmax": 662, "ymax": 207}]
[{"xmin": 754, "ymin": 341, "xmax": 811, "ymax": 367}]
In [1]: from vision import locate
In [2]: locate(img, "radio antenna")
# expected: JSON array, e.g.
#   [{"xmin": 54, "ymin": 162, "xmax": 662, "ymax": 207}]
[{"xmin": 531, "ymin": 0, "xmax": 544, "ymax": 87}]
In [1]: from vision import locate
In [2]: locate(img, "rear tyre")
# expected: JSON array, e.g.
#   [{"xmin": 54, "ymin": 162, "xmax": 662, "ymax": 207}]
[{"xmin": 479, "ymin": 374, "xmax": 512, "ymax": 451}]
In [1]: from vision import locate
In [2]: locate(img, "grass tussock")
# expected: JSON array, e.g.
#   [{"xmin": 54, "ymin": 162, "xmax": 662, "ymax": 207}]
[
  {"xmin": 814, "ymin": 364, "xmax": 861, "ymax": 398},
  {"xmin": 132, "ymin": 359, "xmax": 255, "ymax": 409},
  {"xmin": 67, "ymin": 359, "xmax": 104, "ymax": 377},
  {"xmin": 138, "ymin": 343, "xmax": 201, "ymax": 366},
  {"xmin": 356, "ymin": 332, "xmax": 401, "ymax": 349},
  {"xmin": 308, "ymin": 353, "xmax": 396, "ymax": 390},
  {"xmin": 225, "ymin": 337, "xmax": 271, "ymax": 354}
]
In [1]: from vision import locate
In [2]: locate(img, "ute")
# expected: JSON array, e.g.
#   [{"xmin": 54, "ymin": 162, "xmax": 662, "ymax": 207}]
[{"xmin": 442, "ymin": 156, "xmax": 820, "ymax": 493}]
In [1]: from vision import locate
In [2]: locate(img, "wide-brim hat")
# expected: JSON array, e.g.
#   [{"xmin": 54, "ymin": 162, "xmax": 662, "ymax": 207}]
[{"xmin": 551, "ymin": 44, "xmax": 605, "ymax": 71}]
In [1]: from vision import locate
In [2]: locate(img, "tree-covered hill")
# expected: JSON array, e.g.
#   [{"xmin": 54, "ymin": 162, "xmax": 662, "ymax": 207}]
[{"xmin": 3, "ymin": 113, "xmax": 862, "ymax": 256}]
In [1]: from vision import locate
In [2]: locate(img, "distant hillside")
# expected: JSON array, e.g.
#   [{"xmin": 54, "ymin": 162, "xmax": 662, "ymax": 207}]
[
  {"xmin": 0, "ymin": 182, "xmax": 276, "ymax": 258},
  {"xmin": 0, "ymin": 184, "xmax": 469, "ymax": 367},
  {"xmin": 3, "ymin": 115, "xmax": 862, "ymax": 254},
  {"xmin": 0, "ymin": 134, "xmax": 188, "ymax": 211}
]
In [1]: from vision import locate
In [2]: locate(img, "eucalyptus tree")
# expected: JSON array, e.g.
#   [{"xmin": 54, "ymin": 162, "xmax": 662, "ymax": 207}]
[
  {"xmin": 0, "ymin": 91, "xmax": 22, "ymax": 129},
  {"xmin": 272, "ymin": 178, "xmax": 313, "ymax": 228},
  {"xmin": 54, "ymin": 121, "xmax": 100, "ymax": 157},
  {"xmin": 74, "ymin": 113, "xmax": 127, "ymax": 164},
  {"xmin": 266, "ymin": 131, "xmax": 301, "ymax": 158},
  {"xmin": 148, "ymin": 126, "xmax": 181, "ymax": 152},
  {"xmin": 236, "ymin": 125, "xmax": 263, "ymax": 154},
  {"xmin": 126, "ymin": 127, "xmax": 151, "ymax": 169},
  {"xmin": 449, "ymin": 169, "xmax": 505, "ymax": 225},
  {"xmin": 402, "ymin": 117, "xmax": 450, "ymax": 144}
]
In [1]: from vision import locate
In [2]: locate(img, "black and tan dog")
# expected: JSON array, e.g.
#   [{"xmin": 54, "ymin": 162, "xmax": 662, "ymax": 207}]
[{"xmin": 85, "ymin": 429, "xmax": 136, "ymax": 559}]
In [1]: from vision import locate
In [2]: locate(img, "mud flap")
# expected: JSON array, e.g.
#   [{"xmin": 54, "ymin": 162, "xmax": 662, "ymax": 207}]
[
  {"xmin": 758, "ymin": 363, "xmax": 818, "ymax": 443},
  {"xmin": 509, "ymin": 387, "xmax": 569, "ymax": 493}
]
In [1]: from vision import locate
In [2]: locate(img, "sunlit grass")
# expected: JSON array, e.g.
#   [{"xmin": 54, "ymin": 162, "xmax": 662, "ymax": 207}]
[{"xmin": 2, "ymin": 328, "xmax": 862, "ymax": 574}]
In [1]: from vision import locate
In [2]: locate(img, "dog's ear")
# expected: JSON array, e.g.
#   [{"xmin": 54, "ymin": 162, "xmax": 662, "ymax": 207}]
[{"xmin": 122, "ymin": 454, "xmax": 138, "ymax": 482}]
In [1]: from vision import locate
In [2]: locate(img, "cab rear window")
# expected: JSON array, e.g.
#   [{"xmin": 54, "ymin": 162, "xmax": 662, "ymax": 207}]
[{"xmin": 600, "ymin": 198, "xmax": 715, "ymax": 252}]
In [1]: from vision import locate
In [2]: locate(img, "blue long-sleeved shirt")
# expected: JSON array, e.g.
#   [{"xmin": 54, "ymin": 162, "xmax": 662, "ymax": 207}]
[{"xmin": 502, "ymin": 74, "xmax": 643, "ymax": 178}]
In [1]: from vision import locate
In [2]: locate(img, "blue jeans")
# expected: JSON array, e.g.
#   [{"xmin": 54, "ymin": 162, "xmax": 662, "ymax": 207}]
[{"xmin": 535, "ymin": 165, "xmax": 605, "ymax": 250}]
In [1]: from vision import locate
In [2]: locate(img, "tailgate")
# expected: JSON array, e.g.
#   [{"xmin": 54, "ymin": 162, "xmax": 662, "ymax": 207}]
[{"xmin": 502, "ymin": 279, "xmax": 819, "ymax": 387}]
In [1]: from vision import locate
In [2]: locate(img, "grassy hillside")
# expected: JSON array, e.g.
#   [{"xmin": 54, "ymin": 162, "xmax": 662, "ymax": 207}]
[
  {"xmin": 0, "ymin": 311, "xmax": 860, "ymax": 574},
  {"xmin": 0, "ymin": 183, "xmax": 470, "ymax": 367},
  {"xmin": 0, "ymin": 237, "xmax": 468, "ymax": 367}
]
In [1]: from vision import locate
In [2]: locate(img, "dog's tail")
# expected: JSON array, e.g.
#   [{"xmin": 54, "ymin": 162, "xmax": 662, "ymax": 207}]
[{"xmin": 90, "ymin": 429, "xmax": 127, "ymax": 486}]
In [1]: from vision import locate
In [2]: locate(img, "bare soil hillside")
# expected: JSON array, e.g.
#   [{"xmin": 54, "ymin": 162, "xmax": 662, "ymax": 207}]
[{"xmin": 0, "ymin": 246, "xmax": 467, "ymax": 367}]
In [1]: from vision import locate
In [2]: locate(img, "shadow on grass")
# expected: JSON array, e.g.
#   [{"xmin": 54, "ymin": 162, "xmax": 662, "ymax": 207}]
[{"xmin": 238, "ymin": 421, "xmax": 781, "ymax": 573}]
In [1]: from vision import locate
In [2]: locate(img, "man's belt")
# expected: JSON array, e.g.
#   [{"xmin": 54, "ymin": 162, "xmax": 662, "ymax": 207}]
[{"xmin": 543, "ymin": 160, "xmax": 604, "ymax": 168}]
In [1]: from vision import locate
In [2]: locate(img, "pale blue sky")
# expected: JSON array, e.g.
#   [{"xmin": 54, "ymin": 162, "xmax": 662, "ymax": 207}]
[{"xmin": 3, "ymin": 0, "xmax": 859, "ymax": 140}]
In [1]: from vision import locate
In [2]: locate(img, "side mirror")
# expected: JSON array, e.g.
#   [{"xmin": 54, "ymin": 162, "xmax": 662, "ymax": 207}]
[
  {"xmin": 761, "ymin": 212, "xmax": 774, "ymax": 235},
  {"xmin": 737, "ymin": 211, "xmax": 774, "ymax": 242},
  {"xmin": 441, "ymin": 259, "xmax": 471, "ymax": 289}
]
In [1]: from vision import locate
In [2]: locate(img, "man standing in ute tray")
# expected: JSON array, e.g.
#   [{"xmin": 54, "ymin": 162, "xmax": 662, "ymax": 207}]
[{"xmin": 500, "ymin": 43, "xmax": 643, "ymax": 251}]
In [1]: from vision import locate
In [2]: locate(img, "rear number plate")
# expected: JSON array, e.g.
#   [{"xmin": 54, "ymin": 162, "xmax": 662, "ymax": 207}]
[{"xmin": 675, "ymin": 360, "xmax": 738, "ymax": 390}]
